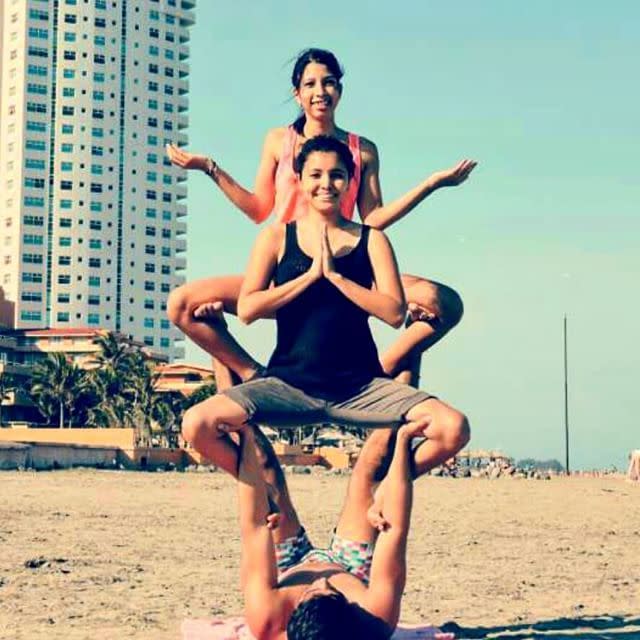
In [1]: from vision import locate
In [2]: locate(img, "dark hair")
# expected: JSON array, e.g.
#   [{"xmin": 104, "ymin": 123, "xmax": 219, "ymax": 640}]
[
  {"xmin": 294, "ymin": 135, "xmax": 354, "ymax": 179},
  {"xmin": 291, "ymin": 48, "xmax": 344, "ymax": 134},
  {"xmin": 287, "ymin": 593, "xmax": 355, "ymax": 640}
]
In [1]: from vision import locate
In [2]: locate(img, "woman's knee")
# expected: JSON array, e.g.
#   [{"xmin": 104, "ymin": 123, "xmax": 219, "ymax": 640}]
[
  {"xmin": 166, "ymin": 284, "xmax": 192, "ymax": 327},
  {"xmin": 409, "ymin": 402, "xmax": 470, "ymax": 453},
  {"xmin": 432, "ymin": 409, "xmax": 470, "ymax": 455},
  {"xmin": 181, "ymin": 403, "xmax": 222, "ymax": 445}
]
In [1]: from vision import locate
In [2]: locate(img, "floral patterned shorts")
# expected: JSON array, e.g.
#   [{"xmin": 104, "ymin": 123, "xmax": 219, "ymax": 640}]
[{"xmin": 275, "ymin": 527, "xmax": 374, "ymax": 585}]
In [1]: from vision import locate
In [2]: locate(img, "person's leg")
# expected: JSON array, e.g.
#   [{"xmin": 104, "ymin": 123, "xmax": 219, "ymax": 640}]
[
  {"xmin": 379, "ymin": 275, "xmax": 464, "ymax": 387},
  {"xmin": 166, "ymin": 275, "xmax": 262, "ymax": 381},
  {"xmin": 181, "ymin": 394, "xmax": 302, "ymax": 540},
  {"xmin": 404, "ymin": 398, "xmax": 470, "ymax": 476}
]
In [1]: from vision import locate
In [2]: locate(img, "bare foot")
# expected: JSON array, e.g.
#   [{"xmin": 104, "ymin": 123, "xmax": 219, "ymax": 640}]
[
  {"xmin": 407, "ymin": 302, "xmax": 438, "ymax": 325},
  {"xmin": 193, "ymin": 300, "xmax": 226, "ymax": 324}
]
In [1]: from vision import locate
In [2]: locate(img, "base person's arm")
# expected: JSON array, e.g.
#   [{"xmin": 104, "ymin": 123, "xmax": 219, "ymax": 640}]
[
  {"xmin": 237, "ymin": 426, "xmax": 283, "ymax": 637},
  {"xmin": 363, "ymin": 424, "xmax": 415, "ymax": 627}
]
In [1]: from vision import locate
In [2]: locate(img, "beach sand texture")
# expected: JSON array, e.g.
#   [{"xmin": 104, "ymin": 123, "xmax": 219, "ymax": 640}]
[{"xmin": 1, "ymin": 470, "xmax": 639, "ymax": 640}]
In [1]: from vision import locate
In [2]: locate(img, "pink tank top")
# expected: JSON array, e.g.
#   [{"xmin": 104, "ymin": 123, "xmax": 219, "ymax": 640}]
[{"xmin": 272, "ymin": 126, "xmax": 362, "ymax": 223}]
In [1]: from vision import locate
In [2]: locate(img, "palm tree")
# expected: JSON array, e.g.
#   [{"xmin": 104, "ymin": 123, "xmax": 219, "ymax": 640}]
[
  {"xmin": 0, "ymin": 371, "xmax": 16, "ymax": 427},
  {"xmin": 90, "ymin": 331, "xmax": 134, "ymax": 373},
  {"xmin": 30, "ymin": 353, "xmax": 92, "ymax": 428},
  {"xmin": 86, "ymin": 332, "xmax": 139, "ymax": 429},
  {"xmin": 152, "ymin": 391, "xmax": 185, "ymax": 447}
]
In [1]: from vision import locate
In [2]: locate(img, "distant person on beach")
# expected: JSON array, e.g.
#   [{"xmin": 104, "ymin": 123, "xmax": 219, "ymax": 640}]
[
  {"xmin": 166, "ymin": 47, "xmax": 476, "ymax": 389},
  {"xmin": 181, "ymin": 136, "xmax": 470, "ymax": 486}
]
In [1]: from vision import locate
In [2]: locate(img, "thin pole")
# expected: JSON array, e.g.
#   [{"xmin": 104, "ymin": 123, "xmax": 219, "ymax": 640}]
[{"xmin": 563, "ymin": 315, "xmax": 570, "ymax": 474}]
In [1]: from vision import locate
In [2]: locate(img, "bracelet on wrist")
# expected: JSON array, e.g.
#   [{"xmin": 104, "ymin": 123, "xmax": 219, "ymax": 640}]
[{"xmin": 204, "ymin": 157, "xmax": 219, "ymax": 181}]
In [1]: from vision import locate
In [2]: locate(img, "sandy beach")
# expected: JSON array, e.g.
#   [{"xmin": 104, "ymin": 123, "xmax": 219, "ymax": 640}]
[{"xmin": 1, "ymin": 470, "xmax": 639, "ymax": 640}]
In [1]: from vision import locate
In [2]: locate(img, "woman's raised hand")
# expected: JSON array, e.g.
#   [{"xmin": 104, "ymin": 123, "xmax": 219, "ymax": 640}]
[
  {"xmin": 430, "ymin": 159, "xmax": 477, "ymax": 189},
  {"xmin": 165, "ymin": 143, "xmax": 210, "ymax": 172}
]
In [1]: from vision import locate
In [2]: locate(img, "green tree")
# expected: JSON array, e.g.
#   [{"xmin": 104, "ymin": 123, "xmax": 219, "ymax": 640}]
[
  {"xmin": 0, "ymin": 371, "xmax": 17, "ymax": 427},
  {"xmin": 30, "ymin": 353, "xmax": 92, "ymax": 428},
  {"xmin": 86, "ymin": 332, "xmax": 138, "ymax": 429}
]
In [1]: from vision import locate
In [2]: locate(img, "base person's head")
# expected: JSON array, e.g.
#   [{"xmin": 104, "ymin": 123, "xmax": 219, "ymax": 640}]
[
  {"xmin": 294, "ymin": 136, "xmax": 355, "ymax": 214},
  {"xmin": 287, "ymin": 577, "xmax": 389, "ymax": 640},
  {"xmin": 287, "ymin": 591, "xmax": 353, "ymax": 639}
]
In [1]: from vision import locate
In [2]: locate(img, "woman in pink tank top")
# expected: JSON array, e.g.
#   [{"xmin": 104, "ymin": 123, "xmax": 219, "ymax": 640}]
[{"xmin": 166, "ymin": 49, "xmax": 476, "ymax": 387}]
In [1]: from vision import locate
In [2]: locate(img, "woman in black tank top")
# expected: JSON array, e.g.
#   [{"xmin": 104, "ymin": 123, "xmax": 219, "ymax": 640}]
[{"xmin": 237, "ymin": 135, "xmax": 406, "ymax": 400}]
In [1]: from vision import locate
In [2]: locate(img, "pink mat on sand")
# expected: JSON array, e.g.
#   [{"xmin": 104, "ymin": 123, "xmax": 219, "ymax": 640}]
[{"xmin": 181, "ymin": 616, "xmax": 453, "ymax": 639}]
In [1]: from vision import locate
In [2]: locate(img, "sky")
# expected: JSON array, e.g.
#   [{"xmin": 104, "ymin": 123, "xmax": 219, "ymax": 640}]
[{"xmin": 179, "ymin": 1, "xmax": 639, "ymax": 470}]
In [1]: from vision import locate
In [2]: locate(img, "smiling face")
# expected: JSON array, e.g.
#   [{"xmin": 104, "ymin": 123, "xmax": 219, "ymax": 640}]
[
  {"xmin": 299, "ymin": 150, "xmax": 349, "ymax": 215},
  {"xmin": 294, "ymin": 62, "xmax": 342, "ymax": 120}
]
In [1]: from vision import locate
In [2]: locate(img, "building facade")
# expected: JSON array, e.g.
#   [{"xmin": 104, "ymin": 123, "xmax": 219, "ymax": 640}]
[{"xmin": 0, "ymin": 0, "xmax": 195, "ymax": 360}]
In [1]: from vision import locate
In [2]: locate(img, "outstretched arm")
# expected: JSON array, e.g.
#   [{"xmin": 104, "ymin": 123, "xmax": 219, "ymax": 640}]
[
  {"xmin": 166, "ymin": 129, "xmax": 283, "ymax": 224},
  {"xmin": 324, "ymin": 227, "xmax": 406, "ymax": 328},
  {"xmin": 357, "ymin": 141, "xmax": 477, "ymax": 231},
  {"xmin": 237, "ymin": 225, "xmax": 322, "ymax": 324}
]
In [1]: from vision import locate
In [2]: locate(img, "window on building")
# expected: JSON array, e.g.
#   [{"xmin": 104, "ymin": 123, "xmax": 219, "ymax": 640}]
[
  {"xmin": 21, "ymin": 310, "xmax": 43, "ymax": 322},
  {"xmin": 24, "ymin": 253, "xmax": 44, "ymax": 264},
  {"xmin": 24, "ymin": 215, "xmax": 44, "ymax": 226},
  {"xmin": 23, "ymin": 272, "xmax": 44, "ymax": 283}
]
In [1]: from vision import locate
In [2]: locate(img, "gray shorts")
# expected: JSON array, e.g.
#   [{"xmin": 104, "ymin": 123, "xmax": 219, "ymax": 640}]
[{"xmin": 222, "ymin": 376, "xmax": 432, "ymax": 429}]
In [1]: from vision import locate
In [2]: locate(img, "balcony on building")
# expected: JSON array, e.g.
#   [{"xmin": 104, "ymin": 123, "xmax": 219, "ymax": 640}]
[
  {"xmin": 173, "ymin": 346, "xmax": 186, "ymax": 360},
  {"xmin": 177, "ymin": 61, "xmax": 189, "ymax": 79},
  {"xmin": 175, "ymin": 257, "xmax": 187, "ymax": 271},
  {"xmin": 173, "ymin": 132, "xmax": 189, "ymax": 147},
  {"xmin": 175, "ymin": 221, "xmax": 187, "ymax": 236},
  {"xmin": 175, "ymin": 185, "xmax": 187, "ymax": 201},
  {"xmin": 178, "ymin": 45, "xmax": 190, "ymax": 62},
  {"xmin": 175, "ymin": 238, "xmax": 187, "ymax": 254},
  {"xmin": 179, "ymin": 11, "xmax": 196, "ymax": 27},
  {"xmin": 177, "ymin": 78, "xmax": 189, "ymax": 96},
  {"xmin": 177, "ymin": 116, "xmax": 188, "ymax": 132},
  {"xmin": 176, "ymin": 204, "xmax": 187, "ymax": 218},
  {"xmin": 177, "ymin": 96, "xmax": 189, "ymax": 113}
]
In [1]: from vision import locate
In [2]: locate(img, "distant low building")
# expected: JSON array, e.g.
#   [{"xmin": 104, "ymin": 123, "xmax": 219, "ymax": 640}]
[
  {"xmin": 154, "ymin": 363, "xmax": 215, "ymax": 396},
  {"xmin": 0, "ymin": 327, "xmax": 168, "ymax": 425}
]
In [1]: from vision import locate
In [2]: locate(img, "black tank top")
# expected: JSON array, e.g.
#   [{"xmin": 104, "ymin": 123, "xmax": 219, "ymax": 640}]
[{"xmin": 265, "ymin": 222, "xmax": 385, "ymax": 400}]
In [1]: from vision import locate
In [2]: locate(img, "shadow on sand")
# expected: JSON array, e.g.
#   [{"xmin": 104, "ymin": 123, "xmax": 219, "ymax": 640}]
[{"xmin": 441, "ymin": 614, "xmax": 640, "ymax": 639}]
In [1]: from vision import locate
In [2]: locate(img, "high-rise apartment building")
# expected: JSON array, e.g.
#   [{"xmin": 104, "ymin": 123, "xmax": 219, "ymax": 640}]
[{"xmin": 0, "ymin": 0, "xmax": 195, "ymax": 360}]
